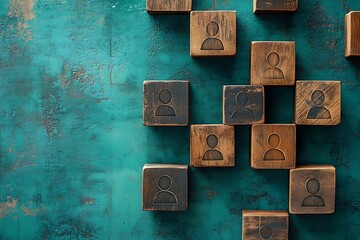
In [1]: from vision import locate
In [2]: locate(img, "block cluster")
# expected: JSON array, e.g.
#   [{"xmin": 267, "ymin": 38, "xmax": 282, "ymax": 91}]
[{"xmin": 141, "ymin": 0, "xmax": 351, "ymax": 237}]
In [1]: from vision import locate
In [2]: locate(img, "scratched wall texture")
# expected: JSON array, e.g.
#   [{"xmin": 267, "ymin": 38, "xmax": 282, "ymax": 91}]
[{"xmin": 0, "ymin": 0, "xmax": 359, "ymax": 239}]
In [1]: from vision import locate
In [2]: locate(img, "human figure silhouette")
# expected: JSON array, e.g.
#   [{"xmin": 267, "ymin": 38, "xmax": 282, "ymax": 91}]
[
  {"xmin": 259, "ymin": 225, "xmax": 274, "ymax": 240},
  {"xmin": 307, "ymin": 90, "xmax": 331, "ymax": 119},
  {"xmin": 265, "ymin": 52, "xmax": 285, "ymax": 79},
  {"xmin": 231, "ymin": 91, "xmax": 255, "ymax": 119},
  {"xmin": 202, "ymin": 134, "xmax": 223, "ymax": 160},
  {"xmin": 201, "ymin": 21, "xmax": 224, "ymax": 50},
  {"xmin": 153, "ymin": 175, "xmax": 178, "ymax": 205},
  {"xmin": 301, "ymin": 178, "xmax": 325, "ymax": 207},
  {"xmin": 155, "ymin": 89, "xmax": 176, "ymax": 117},
  {"xmin": 263, "ymin": 133, "xmax": 286, "ymax": 161}
]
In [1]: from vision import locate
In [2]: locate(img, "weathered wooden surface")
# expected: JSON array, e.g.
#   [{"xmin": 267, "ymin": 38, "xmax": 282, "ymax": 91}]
[
  {"xmin": 250, "ymin": 41, "xmax": 296, "ymax": 86},
  {"xmin": 289, "ymin": 165, "xmax": 336, "ymax": 214},
  {"xmin": 223, "ymin": 85, "xmax": 265, "ymax": 125},
  {"xmin": 253, "ymin": 0, "xmax": 298, "ymax": 13},
  {"xmin": 190, "ymin": 11, "xmax": 237, "ymax": 57},
  {"xmin": 345, "ymin": 11, "xmax": 360, "ymax": 57},
  {"xmin": 146, "ymin": 0, "xmax": 192, "ymax": 14},
  {"xmin": 242, "ymin": 210, "xmax": 288, "ymax": 240},
  {"xmin": 295, "ymin": 81, "xmax": 341, "ymax": 125},
  {"xmin": 0, "ymin": 0, "xmax": 360, "ymax": 239},
  {"xmin": 251, "ymin": 124, "xmax": 296, "ymax": 169},
  {"xmin": 190, "ymin": 124, "xmax": 235, "ymax": 167},
  {"xmin": 142, "ymin": 164, "xmax": 188, "ymax": 211}
]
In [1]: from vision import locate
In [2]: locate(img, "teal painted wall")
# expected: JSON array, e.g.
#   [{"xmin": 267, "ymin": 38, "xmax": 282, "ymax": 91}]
[{"xmin": 0, "ymin": 0, "xmax": 360, "ymax": 239}]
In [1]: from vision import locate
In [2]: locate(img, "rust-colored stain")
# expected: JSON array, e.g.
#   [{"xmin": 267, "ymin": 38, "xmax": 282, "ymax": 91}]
[
  {"xmin": 7, "ymin": 0, "xmax": 35, "ymax": 39},
  {"xmin": 0, "ymin": 196, "xmax": 18, "ymax": 218}
]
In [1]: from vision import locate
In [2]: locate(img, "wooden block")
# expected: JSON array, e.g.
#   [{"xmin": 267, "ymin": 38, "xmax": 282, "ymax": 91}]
[
  {"xmin": 146, "ymin": 0, "xmax": 192, "ymax": 14},
  {"xmin": 251, "ymin": 124, "xmax": 296, "ymax": 169},
  {"xmin": 345, "ymin": 11, "xmax": 360, "ymax": 57},
  {"xmin": 242, "ymin": 210, "xmax": 289, "ymax": 240},
  {"xmin": 143, "ymin": 80, "xmax": 189, "ymax": 126},
  {"xmin": 142, "ymin": 164, "xmax": 188, "ymax": 211},
  {"xmin": 295, "ymin": 81, "xmax": 341, "ymax": 125},
  {"xmin": 190, "ymin": 124, "xmax": 235, "ymax": 167},
  {"xmin": 253, "ymin": 0, "xmax": 298, "ymax": 13},
  {"xmin": 190, "ymin": 11, "xmax": 236, "ymax": 57},
  {"xmin": 223, "ymin": 85, "xmax": 265, "ymax": 125},
  {"xmin": 289, "ymin": 165, "xmax": 336, "ymax": 214},
  {"xmin": 250, "ymin": 41, "xmax": 295, "ymax": 86}
]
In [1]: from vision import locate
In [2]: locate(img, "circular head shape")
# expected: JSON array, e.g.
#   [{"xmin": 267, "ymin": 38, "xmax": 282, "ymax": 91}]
[
  {"xmin": 158, "ymin": 175, "xmax": 172, "ymax": 191},
  {"xmin": 206, "ymin": 134, "xmax": 219, "ymax": 148},
  {"xmin": 267, "ymin": 52, "xmax": 280, "ymax": 67},
  {"xmin": 159, "ymin": 89, "xmax": 172, "ymax": 104},
  {"xmin": 306, "ymin": 178, "xmax": 321, "ymax": 194},
  {"xmin": 268, "ymin": 133, "xmax": 281, "ymax": 148},
  {"xmin": 259, "ymin": 225, "xmax": 274, "ymax": 240},
  {"xmin": 311, "ymin": 90, "xmax": 325, "ymax": 105},
  {"xmin": 235, "ymin": 91, "xmax": 248, "ymax": 106},
  {"xmin": 206, "ymin": 21, "xmax": 220, "ymax": 36}
]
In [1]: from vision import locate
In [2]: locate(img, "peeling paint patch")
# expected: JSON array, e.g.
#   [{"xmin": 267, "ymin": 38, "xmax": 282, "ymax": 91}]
[
  {"xmin": 0, "ymin": 196, "xmax": 18, "ymax": 218},
  {"xmin": 7, "ymin": 0, "xmax": 35, "ymax": 39}
]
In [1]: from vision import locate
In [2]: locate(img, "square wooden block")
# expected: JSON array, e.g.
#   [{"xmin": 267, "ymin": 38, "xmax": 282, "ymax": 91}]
[
  {"xmin": 250, "ymin": 41, "xmax": 295, "ymax": 86},
  {"xmin": 190, "ymin": 11, "xmax": 237, "ymax": 57},
  {"xmin": 253, "ymin": 0, "xmax": 298, "ymax": 13},
  {"xmin": 295, "ymin": 81, "xmax": 341, "ymax": 125},
  {"xmin": 223, "ymin": 85, "xmax": 265, "ymax": 125},
  {"xmin": 190, "ymin": 124, "xmax": 235, "ymax": 167},
  {"xmin": 142, "ymin": 164, "xmax": 188, "ymax": 211},
  {"xmin": 251, "ymin": 124, "xmax": 296, "ymax": 169},
  {"xmin": 289, "ymin": 165, "xmax": 336, "ymax": 214},
  {"xmin": 242, "ymin": 210, "xmax": 289, "ymax": 240},
  {"xmin": 345, "ymin": 11, "xmax": 360, "ymax": 57},
  {"xmin": 146, "ymin": 0, "xmax": 192, "ymax": 14},
  {"xmin": 143, "ymin": 81, "xmax": 189, "ymax": 126}
]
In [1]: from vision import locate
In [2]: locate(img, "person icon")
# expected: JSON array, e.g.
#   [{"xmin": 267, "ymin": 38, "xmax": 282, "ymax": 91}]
[
  {"xmin": 155, "ymin": 89, "xmax": 176, "ymax": 117},
  {"xmin": 200, "ymin": 21, "xmax": 224, "ymax": 50},
  {"xmin": 263, "ymin": 133, "xmax": 286, "ymax": 161},
  {"xmin": 258, "ymin": 225, "xmax": 274, "ymax": 240},
  {"xmin": 231, "ymin": 91, "xmax": 255, "ymax": 119},
  {"xmin": 202, "ymin": 134, "xmax": 223, "ymax": 160},
  {"xmin": 265, "ymin": 52, "xmax": 285, "ymax": 79},
  {"xmin": 301, "ymin": 178, "xmax": 325, "ymax": 207},
  {"xmin": 307, "ymin": 90, "xmax": 331, "ymax": 119},
  {"xmin": 153, "ymin": 175, "xmax": 178, "ymax": 205}
]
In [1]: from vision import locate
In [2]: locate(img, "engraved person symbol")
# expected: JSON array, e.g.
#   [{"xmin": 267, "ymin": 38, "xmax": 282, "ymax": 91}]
[
  {"xmin": 153, "ymin": 175, "xmax": 178, "ymax": 205},
  {"xmin": 263, "ymin": 133, "xmax": 286, "ymax": 161},
  {"xmin": 301, "ymin": 178, "xmax": 325, "ymax": 207},
  {"xmin": 231, "ymin": 91, "xmax": 255, "ymax": 119},
  {"xmin": 201, "ymin": 21, "xmax": 224, "ymax": 50},
  {"xmin": 265, "ymin": 52, "xmax": 285, "ymax": 79},
  {"xmin": 307, "ymin": 90, "xmax": 331, "ymax": 119},
  {"xmin": 259, "ymin": 225, "xmax": 274, "ymax": 240},
  {"xmin": 155, "ymin": 89, "xmax": 176, "ymax": 117},
  {"xmin": 202, "ymin": 134, "xmax": 223, "ymax": 160}
]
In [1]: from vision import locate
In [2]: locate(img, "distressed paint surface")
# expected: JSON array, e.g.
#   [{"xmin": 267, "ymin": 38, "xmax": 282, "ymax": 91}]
[{"xmin": 0, "ymin": 0, "xmax": 360, "ymax": 239}]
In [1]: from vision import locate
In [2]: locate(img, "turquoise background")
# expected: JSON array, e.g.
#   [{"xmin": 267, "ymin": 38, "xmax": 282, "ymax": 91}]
[{"xmin": 0, "ymin": 0, "xmax": 360, "ymax": 239}]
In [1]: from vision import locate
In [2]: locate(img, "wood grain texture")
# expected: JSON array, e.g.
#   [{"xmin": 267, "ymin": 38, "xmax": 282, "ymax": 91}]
[
  {"xmin": 253, "ymin": 0, "xmax": 298, "ymax": 13},
  {"xmin": 142, "ymin": 164, "xmax": 188, "ymax": 211},
  {"xmin": 190, "ymin": 11, "xmax": 236, "ymax": 57},
  {"xmin": 250, "ymin": 41, "xmax": 295, "ymax": 86},
  {"xmin": 289, "ymin": 165, "xmax": 336, "ymax": 214},
  {"xmin": 143, "ymin": 80, "xmax": 189, "ymax": 126},
  {"xmin": 223, "ymin": 85, "xmax": 264, "ymax": 125},
  {"xmin": 295, "ymin": 81, "xmax": 341, "ymax": 125},
  {"xmin": 345, "ymin": 11, "xmax": 360, "ymax": 57},
  {"xmin": 190, "ymin": 124, "xmax": 235, "ymax": 167},
  {"xmin": 146, "ymin": 0, "xmax": 192, "ymax": 14},
  {"xmin": 251, "ymin": 124, "xmax": 296, "ymax": 169},
  {"xmin": 242, "ymin": 210, "xmax": 289, "ymax": 240}
]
